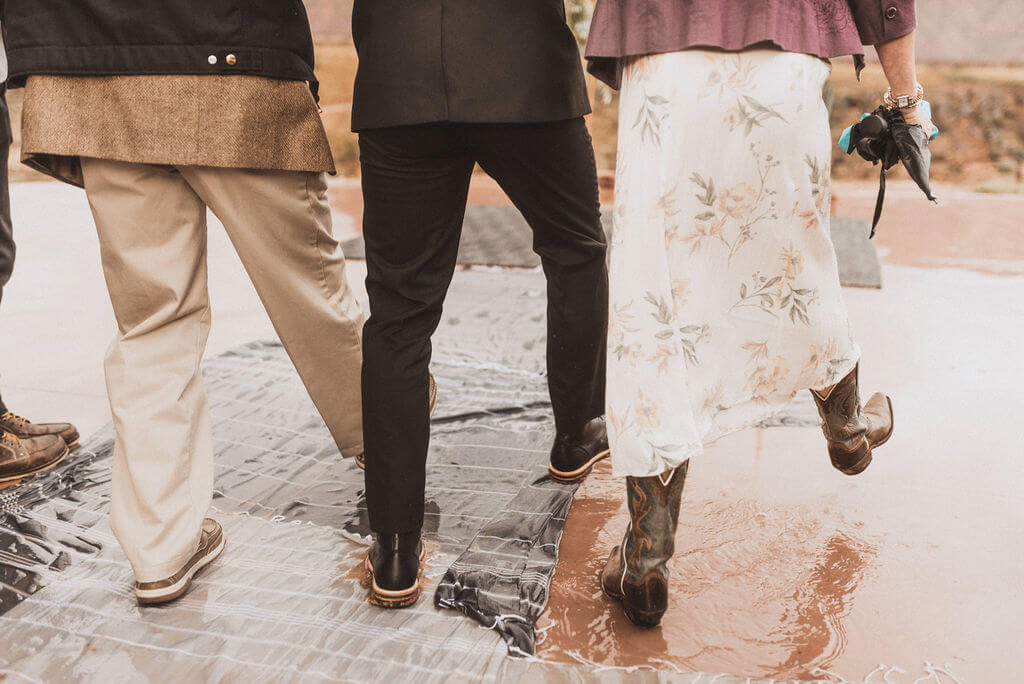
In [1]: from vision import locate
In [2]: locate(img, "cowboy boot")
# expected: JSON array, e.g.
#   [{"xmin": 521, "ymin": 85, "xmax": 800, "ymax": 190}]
[
  {"xmin": 601, "ymin": 461, "xmax": 689, "ymax": 628},
  {"xmin": 810, "ymin": 364, "xmax": 894, "ymax": 475}
]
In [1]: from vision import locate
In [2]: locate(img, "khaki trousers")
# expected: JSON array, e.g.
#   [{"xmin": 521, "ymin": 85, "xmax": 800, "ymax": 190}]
[{"xmin": 80, "ymin": 158, "xmax": 364, "ymax": 582}]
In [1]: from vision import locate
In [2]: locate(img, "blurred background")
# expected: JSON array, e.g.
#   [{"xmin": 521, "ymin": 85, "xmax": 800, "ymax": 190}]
[
  {"xmin": 12, "ymin": 0, "xmax": 1020, "ymax": 192},
  {"xmin": 0, "ymin": 4, "xmax": 1021, "ymax": 682}
]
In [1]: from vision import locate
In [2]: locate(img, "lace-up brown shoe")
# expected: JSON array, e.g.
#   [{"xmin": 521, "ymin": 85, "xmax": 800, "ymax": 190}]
[
  {"xmin": 135, "ymin": 518, "xmax": 225, "ymax": 605},
  {"xmin": 0, "ymin": 430, "xmax": 69, "ymax": 484},
  {"xmin": 355, "ymin": 373, "xmax": 437, "ymax": 471},
  {"xmin": 1, "ymin": 410, "xmax": 81, "ymax": 450}
]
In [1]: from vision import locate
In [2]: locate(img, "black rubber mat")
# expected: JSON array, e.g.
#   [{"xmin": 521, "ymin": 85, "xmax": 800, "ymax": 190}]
[{"xmin": 342, "ymin": 207, "xmax": 881, "ymax": 288}]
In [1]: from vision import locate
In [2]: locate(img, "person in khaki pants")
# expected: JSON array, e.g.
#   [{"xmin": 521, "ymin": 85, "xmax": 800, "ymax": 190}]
[{"xmin": 3, "ymin": 1, "xmax": 364, "ymax": 605}]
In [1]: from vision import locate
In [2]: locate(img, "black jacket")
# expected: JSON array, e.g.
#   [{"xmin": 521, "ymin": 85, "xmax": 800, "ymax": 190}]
[
  {"xmin": 351, "ymin": 0, "xmax": 591, "ymax": 131},
  {"xmin": 1, "ymin": 0, "xmax": 320, "ymax": 99}
]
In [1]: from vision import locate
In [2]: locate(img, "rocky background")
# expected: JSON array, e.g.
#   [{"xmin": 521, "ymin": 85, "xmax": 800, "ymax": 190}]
[{"xmin": 304, "ymin": 0, "xmax": 1024, "ymax": 191}]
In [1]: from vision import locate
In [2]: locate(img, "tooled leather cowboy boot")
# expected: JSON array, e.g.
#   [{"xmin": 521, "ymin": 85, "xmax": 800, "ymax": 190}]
[
  {"xmin": 0, "ymin": 429, "xmax": 69, "ymax": 484},
  {"xmin": 810, "ymin": 364, "xmax": 894, "ymax": 475},
  {"xmin": 0, "ymin": 410, "xmax": 81, "ymax": 450},
  {"xmin": 601, "ymin": 461, "xmax": 689, "ymax": 628}
]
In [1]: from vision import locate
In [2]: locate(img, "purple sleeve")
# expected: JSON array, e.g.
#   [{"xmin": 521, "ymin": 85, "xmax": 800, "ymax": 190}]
[
  {"xmin": 584, "ymin": 0, "xmax": 627, "ymax": 89},
  {"xmin": 848, "ymin": 0, "xmax": 917, "ymax": 46},
  {"xmin": 586, "ymin": 57, "xmax": 623, "ymax": 90}
]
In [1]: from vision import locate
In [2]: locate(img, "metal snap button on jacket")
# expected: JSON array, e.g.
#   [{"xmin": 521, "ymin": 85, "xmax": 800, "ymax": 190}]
[
  {"xmin": 886, "ymin": 6, "xmax": 898, "ymax": 19},
  {"xmin": 2, "ymin": 0, "xmax": 322, "ymax": 101},
  {"xmin": 226, "ymin": 54, "xmax": 237, "ymax": 66}
]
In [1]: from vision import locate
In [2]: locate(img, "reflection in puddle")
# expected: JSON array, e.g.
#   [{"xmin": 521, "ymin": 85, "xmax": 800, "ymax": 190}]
[
  {"xmin": 538, "ymin": 459, "xmax": 878, "ymax": 680},
  {"xmin": 767, "ymin": 533, "xmax": 875, "ymax": 680}
]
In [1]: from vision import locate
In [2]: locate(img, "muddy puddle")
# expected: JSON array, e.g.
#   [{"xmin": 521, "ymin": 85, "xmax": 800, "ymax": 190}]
[
  {"xmin": 533, "ymin": 209, "xmax": 1021, "ymax": 681},
  {"xmin": 538, "ymin": 423, "xmax": 1011, "ymax": 682}
]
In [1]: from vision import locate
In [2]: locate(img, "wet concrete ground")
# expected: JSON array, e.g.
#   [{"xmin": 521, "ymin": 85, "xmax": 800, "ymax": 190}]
[
  {"xmin": 540, "ymin": 183, "xmax": 1024, "ymax": 681},
  {"xmin": 1, "ymin": 178, "xmax": 1020, "ymax": 681}
]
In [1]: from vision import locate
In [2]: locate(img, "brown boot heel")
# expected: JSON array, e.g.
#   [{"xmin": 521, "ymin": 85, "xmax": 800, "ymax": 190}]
[{"xmin": 622, "ymin": 571, "xmax": 669, "ymax": 628}]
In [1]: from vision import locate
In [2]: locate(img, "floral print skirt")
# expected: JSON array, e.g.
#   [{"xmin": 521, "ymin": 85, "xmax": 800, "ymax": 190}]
[{"xmin": 607, "ymin": 49, "xmax": 860, "ymax": 477}]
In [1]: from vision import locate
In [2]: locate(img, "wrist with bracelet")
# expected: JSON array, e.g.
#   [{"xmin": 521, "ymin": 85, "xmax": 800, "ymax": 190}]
[{"xmin": 882, "ymin": 82, "xmax": 924, "ymax": 111}]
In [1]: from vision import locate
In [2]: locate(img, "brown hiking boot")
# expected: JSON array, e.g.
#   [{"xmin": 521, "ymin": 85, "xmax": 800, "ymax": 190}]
[
  {"xmin": 1, "ymin": 410, "xmax": 81, "ymax": 450},
  {"xmin": 135, "ymin": 518, "xmax": 225, "ymax": 605},
  {"xmin": 0, "ymin": 430, "xmax": 69, "ymax": 484},
  {"xmin": 601, "ymin": 461, "xmax": 689, "ymax": 628},
  {"xmin": 355, "ymin": 373, "xmax": 437, "ymax": 471},
  {"xmin": 810, "ymin": 364, "xmax": 894, "ymax": 475}
]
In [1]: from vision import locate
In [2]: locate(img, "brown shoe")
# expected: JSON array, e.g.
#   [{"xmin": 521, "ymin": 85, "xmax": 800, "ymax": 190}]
[
  {"xmin": 355, "ymin": 373, "xmax": 437, "ymax": 471},
  {"xmin": 601, "ymin": 461, "xmax": 689, "ymax": 628},
  {"xmin": 135, "ymin": 518, "xmax": 225, "ymax": 605},
  {"xmin": 810, "ymin": 364, "xmax": 894, "ymax": 475},
  {"xmin": 0, "ymin": 430, "xmax": 69, "ymax": 484},
  {"xmin": 1, "ymin": 410, "xmax": 81, "ymax": 450}
]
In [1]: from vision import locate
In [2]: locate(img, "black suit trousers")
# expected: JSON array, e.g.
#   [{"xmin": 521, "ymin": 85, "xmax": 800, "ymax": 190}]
[{"xmin": 358, "ymin": 118, "xmax": 608, "ymax": 533}]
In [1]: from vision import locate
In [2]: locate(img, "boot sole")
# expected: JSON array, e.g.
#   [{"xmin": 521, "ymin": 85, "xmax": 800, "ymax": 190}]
[
  {"xmin": 0, "ymin": 443, "xmax": 70, "ymax": 484},
  {"xmin": 549, "ymin": 449, "xmax": 610, "ymax": 483},
  {"xmin": 837, "ymin": 396, "xmax": 894, "ymax": 476},
  {"xmin": 365, "ymin": 546, "xmax": 425, "ymax": 609},
  {"xmin": 136, "ymin": 532, "xmax": 226, "ymax": 605}
]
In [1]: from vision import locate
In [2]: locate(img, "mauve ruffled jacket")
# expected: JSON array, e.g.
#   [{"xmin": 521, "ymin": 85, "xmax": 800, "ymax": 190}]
[{"xmin": 586, "ymin": 0, "xmax": 917, "ymax": 88}]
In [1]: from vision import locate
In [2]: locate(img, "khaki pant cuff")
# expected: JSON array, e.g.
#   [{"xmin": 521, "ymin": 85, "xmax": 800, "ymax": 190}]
[
  {"xmin": 339, "ymin": 443, "xmax": 364, "ymax": 459},
  {"xmin": 130, "ymin": 539, "xmax": 202, "ymax": 584}
]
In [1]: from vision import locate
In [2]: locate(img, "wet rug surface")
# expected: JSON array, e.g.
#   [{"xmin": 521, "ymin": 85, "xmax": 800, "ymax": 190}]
[
  {"xmin": 0, "ymin": 270, "xmax": 821, "ymax": 682},
  {"xmin": 342, "ymin": 207, "xmax": 881, "ymax": 288}
]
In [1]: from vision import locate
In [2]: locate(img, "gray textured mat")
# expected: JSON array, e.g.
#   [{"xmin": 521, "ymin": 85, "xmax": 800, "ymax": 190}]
[
  {"xmin": 0, "ymin": 269, "xmax": 819, "ymax": 682},
  {"xmin": 342, "ymin": 206, "xmax": 881, "ymax": 288}
]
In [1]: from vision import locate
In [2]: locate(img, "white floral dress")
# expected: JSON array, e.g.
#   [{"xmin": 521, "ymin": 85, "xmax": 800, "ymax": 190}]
[{"xmin": 607, "ymin": 49, "xmax": 860, "ymax": 477}]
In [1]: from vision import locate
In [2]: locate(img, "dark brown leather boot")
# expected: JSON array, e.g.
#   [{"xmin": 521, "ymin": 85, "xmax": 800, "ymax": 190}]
[
  {"xmin": 810, "ymin": 364, "xmax": 894, "ymax": 475},
  {"xmin": 601, "ymin": 461, "xmax": 689, "ymax": 628},
  {"xmin": 549, "ymin": 416, "xmax": 610, "ymax": 483},
  {"xmin": 0, "ymin": 410, "xmax": 80, "ymax": 450},
  {"xmin": 365, "ymin": 530, "xmax": 424, "ymax": 609},
  {"xmin": 0, "ymin": 430, "xmax": 69, "ymax": 484}
]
